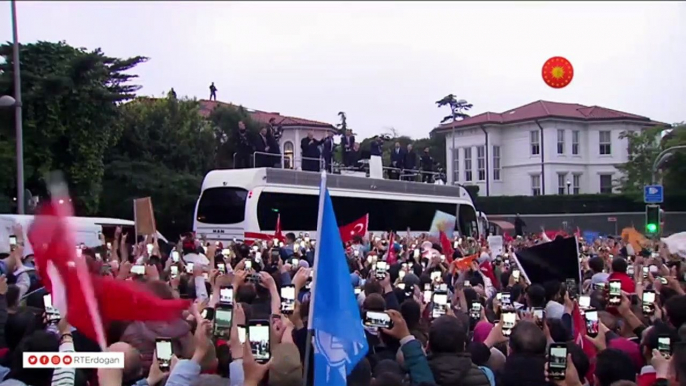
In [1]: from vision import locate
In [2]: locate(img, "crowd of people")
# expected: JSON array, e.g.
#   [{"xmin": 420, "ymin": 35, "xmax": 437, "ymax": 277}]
[{"xmin": 0, "ymin": 221, "xmax": 684, "ymax": 386}]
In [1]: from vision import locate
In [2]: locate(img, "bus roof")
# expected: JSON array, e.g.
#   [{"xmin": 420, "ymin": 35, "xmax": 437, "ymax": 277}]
[{"xmin": 201, "ymin": 168, "xmax": 474, "ymax": 203}]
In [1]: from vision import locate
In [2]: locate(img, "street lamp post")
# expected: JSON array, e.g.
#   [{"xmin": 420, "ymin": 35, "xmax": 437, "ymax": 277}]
[
  {"xmin": 652, "ymin": 145, "xmax": 686, "ymax": 184},
  {"xmin": 566, "ymin": 180, "xmax": 571, "ymax": 195}
]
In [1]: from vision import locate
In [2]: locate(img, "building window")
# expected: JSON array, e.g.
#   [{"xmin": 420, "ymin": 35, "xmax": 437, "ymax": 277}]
[
  {"xmin": 557, "ymin": 173, "xmax": 567, "ymax": 195},
  {"xmin": 492, "ymin": 146, "xmax": 501, "ymax": 181},
  {"xmin": 599, "ymin": 131, "xmax": 612, "ymax": 155},
  {"xmin": 477, "ymin": 146, "xmax": 485, "ymax": 181},
  {"xmin": 530, "ymin": 130, "xmax": 540, "ymax": 155},
  {"xmin": 557, "ymin": 129, "xmax": 565, "ymax": 154},
  {"xmin": 464, "ymin": 147, "xmax": 472, "ymax": 182},
  {"xmin": 572, "ymin": 130, "xmax": 580, "ymax": 155},
  {"xmin": 531, "ymin": 174, "xmax": 541, "ymax": 196},
  {"xmin": 600, "ymin": 174, "xmax": 613, "ymax": 194},
  {"xmin": 284, "ymin": 141, "xmax": 294, "ymax": 169},
  {"xmin": 573, "ymin": 174, "xmax": 581, "ymax": 195},
  {"xmin": 452, "ymin": 148, "xmax": 459, "ymax": 182}
]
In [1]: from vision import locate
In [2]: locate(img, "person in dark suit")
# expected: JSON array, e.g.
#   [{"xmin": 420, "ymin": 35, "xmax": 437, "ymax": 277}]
[
  {"xmin": 390, "ymin": 142, "xmax": 405, "ymax": 180},
  {"xmin": 321, "ymin": 132, "xmax": 336, "ymax": 173},
  {"xmin": 235, "ymin": 121, "xmax": 253, "ymax": 169},
  {"xmin": 403, "ymin": 144, "xmax": 417, "ymax": 180},
  {"xmin": 419, "ymin": 147, "xmax": 434, "ymax": 183},
  {"xmin": 370, "ymin": 136, "xmax": 383, "ymax": 157},
  {"xmin": 301, "ymin": 132, "xmax": 321, "ymax": 172},
  {"xmin": 350, "ymin": 142, "xmax": 362, "ymax": 170},
  {"xmin": 342, "ymin": 130, "xmax": 355, "ymax": 167},
  {"xmin": 254, "ymin": 127, "xmax": 271, "ymax": 168},
  {"xmin": 266, "ymin": 126, "xmax": 281, "ymax": 167}
]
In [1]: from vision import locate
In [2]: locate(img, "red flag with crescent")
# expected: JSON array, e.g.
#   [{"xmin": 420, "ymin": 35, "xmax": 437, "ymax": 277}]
[{"xmin": 339, "ymin": 214, "xmax": 369, "ymax": 244}]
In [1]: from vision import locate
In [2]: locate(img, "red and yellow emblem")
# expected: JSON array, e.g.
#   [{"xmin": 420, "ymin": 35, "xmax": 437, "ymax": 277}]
[{"xmin": 542, "ymin": 56, "xmax": 574, "ymax": 89}]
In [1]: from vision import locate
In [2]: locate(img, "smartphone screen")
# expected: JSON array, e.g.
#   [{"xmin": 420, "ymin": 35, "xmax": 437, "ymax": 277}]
[
  {"xmin": 502, "ymin": 310, "xmax": 516, "ymax": 337},
  {"xmin": 354, "ymin": 287, "xmax": 362, "ymax": 295},
  {"xmin": 237, "ymin": 325, "xmax": 247, "ymax": 344},
  {"xmin": 170, "ymin": 265, "xmax": 179, "ymax": 278},
  {"xmin": 642, "ymin": 290, "xmax": 656, "ymax": 315},
  {"xmin": 222, "ymin": 249, "xmax": 231, "ymax": 256},
  {"xmin": 132, "ymin": 265, "xmax": 145, "ymax": 275},
  {"xmin": 584, "ymin": 309, "xmax": 599, "ymax": 338},
  {"xmin": 398, "ymin": 270, "xmax": 406, "ymax": 280},
  {"xmin": 430, "ymin": 271, "xmax": 441, "ymax": 282},
  {"xmin": 658, "ymin": 336, "xmax": 671, "ymax": 359},
  {"xmin": 155, "ymin": 339, "xmax": 173, "ymax": 370},
  {"xmin": 512, "ymin": 270, "xmax": 520, "ymax": 281},
  {"xmin": 469, "ymin": 301, "xmax": 482, "ymax": 320},
  {"xmin": 292, "ymin": 258, "xmax": 300, "ymax": 266},
  {"xmin": 281, "ymin": 285, "xmax": 295, "ymax": 314},
  {"xmin": 201, "ymin": 308, "xmax": 215, "ymax": 321},
  {"xmin": 501, "ymin": 292, "xmax": 512, "ymax": 307},
  {"xmin": 375, "ymin": 261, "xmax": 388, "ymax": 279},
  {"xmin": 548, "ymin": 344, "xmax": 568, "ymax": 380},
  {"xmin": 146, "ymin": 243, "xmax": 154, "ymax": 255},
  {"xmin": 642, "ymin": 266, "xmax": 649, "ymax": 279},
  {"xmin": 414, "ymin": 249, "xmax": 420, "ymax": 258},
  {"xmin": 172, "ymin": 251, "xmax": 180, "ymax": 262},
  {"xmin": 43, "ymin": 294, "xmax": 61, "ymax": 321},
  {"xmin": 432, "ymin": 293, "xmax": 449, "ymax": 319},
  {"xmin": 9, "ymin": 235, "xmax": 17, "ymax": 247},
  {"xmin": 249, "ymin": 322, "xmax": 271, "ymax": 363},
  {"xmin": 213, "ymin": 308, "xmax": 233, "ymax": 337},
  {"xmin": 609, "ymin": 280, "xmax": 622, "ymax": 306},
  {"xmin": 423, "ymin": 290, "xmax": 432, "ymax": 304},
  {"xmin": 578, "ymin": 295, "xmax": 591, "ymax": 309},
  {"xmin": 565, "ymin": 279, "xmax": 577, "ymax": 298},
  {"xmin": 187, "ymin": 262, "xmax": 194, "ymax": 274},
  {"xmin": 533, "ymin": 307, "xmax": 545, "ymax": 329},
  {"xmin": 219, "ymin": 286, "xmax": 234, "ymax": 306},
  {"xmin": 363, "ymin": 311, "xmax": 392, "ymax": 329},
  {"xmin": 218, "ymin": 263, "xmax": 226, "ymax": 274},
  {"xmin": 245, "ymin": 260, "xmax": 253, "ymax": 270}
]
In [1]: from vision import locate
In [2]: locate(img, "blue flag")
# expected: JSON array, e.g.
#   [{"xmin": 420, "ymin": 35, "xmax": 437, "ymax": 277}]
[{"xmin": 312, "ymin": 188, "xmax": 368, "ymax": 386}]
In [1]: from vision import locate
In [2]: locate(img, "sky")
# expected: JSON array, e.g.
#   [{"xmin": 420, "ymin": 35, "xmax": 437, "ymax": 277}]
[{"xmin": 1, "ymin": 1, "xmax": 685, "ymax": 139}]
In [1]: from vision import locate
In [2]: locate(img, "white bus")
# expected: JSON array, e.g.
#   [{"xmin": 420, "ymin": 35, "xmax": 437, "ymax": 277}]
[{"xmin": 193, "ymin": 168, "xmax": 481, "ymax": 242}]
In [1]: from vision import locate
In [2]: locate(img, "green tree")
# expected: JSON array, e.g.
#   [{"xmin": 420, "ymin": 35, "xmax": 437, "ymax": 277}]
[
  {"xmin": 616, "ymin": 126, "xmax": 666, "ymax": 197},
  {"xmin": 0, "ymin": 41, "xmax": 146, "ymax": 213},
  {"xmin": 659, "ymin": 123, "xmax": 686, "ymax": 194},
  {"xmin": 100, "ymin": 96, "xmax": 216, "ymax": 236},
  {"xmin": 435, "ymin": 95, "xmax": 473, "ymax": 124}
]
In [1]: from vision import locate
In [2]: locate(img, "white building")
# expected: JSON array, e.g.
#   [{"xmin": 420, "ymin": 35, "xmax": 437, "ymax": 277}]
[
  {"xmin": 433, "ymin": 100, "xmax": 663, "ymax": 196},
  {"xmin": 200, "ymin": 99, "xmax": 337, "ymax": 169}
]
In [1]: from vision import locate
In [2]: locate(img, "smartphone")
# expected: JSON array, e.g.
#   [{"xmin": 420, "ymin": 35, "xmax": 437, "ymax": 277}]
[
  {"xmin": 547, "ymin": 343, "xmax": 568, "ymax": 380},
  {"xmin": 291, "ymin": 258, "xmax": 300, "ymax": 266},
  {"xmin": 95, "ymin": 252, "xmax": 101, "ymax": 260},
  {"xmin": 213, "ymin": 307, "xmax": 233, "ymax": 337},
  {"xmin": 186, "ymin": 262, "xmax": 194, "ymax": 274},
  {"xmin": 170, "ymin": 265, "xmax": 179, "ymax": 278},
  {"xmin": 237, "ymin": 325, "xmax": 247, "ymax": 344},
  {"xmin": 219, "ymin": 286, "xmax": 234, "ymax": 306},
  {"xmin": 500, "ymin": 292, "xmax": 512, "ymax": 308},
  {"xmin": 222, "ymin": 249, "xmax": 231, "ymax": 256},
  {"xmin": 642, "ymin": 266, "xmax": 649, "ymax": 280},
  {"xmin": 578, "ymin": 295, "xmax": 591, "ymax": 309},
  {"xmin": 397, "ymin": 283, "xmax": 406, "ymax": 290},
  {"xmin": 627, "ymin": 265, "xmax": 634, "ymax": 276},
  {"xmin": 453, "ymin": 240, "xmax": 459, "ymax": 249},
  {"xmin": 642, "ymin": 290, "xmax": 656, "ymax": 316},
  {"xmin": 354, "ymin": 250, "xmax": 360, "ymax": 257},
  {"xmin": 512, "ymin": 269, "xmax": 521, "ymax": 281},
  {"xmin": 565, "ymin": 279, "xmax": 577, "ymax": 299},
  {"xmin": 9, "ymin": 236, "xmax": 16, "ymax": 247},
  {"xmin": 43, "ymin": 294, "xmax": 61, "ymax": 321},
  {"xmin": 245, "ymin": 260, "xmax": 253, "ymax": 270},
  {"xmin": 280, "ymin": 285, "xmax": 296, "ymax": 314},
  {"xmin": 363, "ymin": 311, "xmax": 393, "ymax": 329},
  {"xmin": 584, "ymin": 309, "xmax": 599, "ymax": 338},
  {"xmin": 398, "ymin": 270, "xmax": 406, "ymax": 280},
  {"xmin": 414, "ymin": 249, "xmax": 420, "ymax": 258},
  {"xmin": 217, "ymin": 263, "xmax": 226, "ymax": 274},
  {"xmin": 469, "ymin": 301, "xmax": 482, "ymax": 321},
  {"xmin": 608, "ymin": 280, "xmax": 622, "ymax": 306},
  {"xmin": 432, "ymin": 293, "xmax": 449, "ymax": 319},
  {"xmin": 106, "ymin": 242, "xmax": 112, "ymax": 249},
  {"xmin": 658, "ymin": 335, "xmax": 671, "ymax": 359},
  {"xmin": 248, "ymin": 321, "xmax": 271, "ymax": 363},
  {"xmin": 172, "ymin": 251, "xmax": 180, "ymax": 262},
  {"xmin": 155, "ymin": 339, "xmax": 173, "ymax": 371},
  {"xmin": 146, "ymin": 243, "xmax": 154, "ymax": 255},
  {"xmin": 502, "ymin": 310, "xmax": 516, "ymax": 337},
  {"xmin": 254, "ymin": 252, "xmax": 262, "ymax": 263},
  {"xmin": 131, "ymin": 265, "xmax": 145, "ymax": 275},
  {"xmin": 354, "ymin": 287, "xmax": 362, "ymax": 295},
  {"xmin": 375, "ymin": 261, "xmax": 388, "ymax": 280},
  {"xmin": 423, "ymin": 290, "xmax": 432, "ymax": 304},
  {"xmin": 201, "ymin": 308, "xmax": 215, "ymax": 321},
  {"xmin": 533, "ymin": 307, "xmax": 545, "ymax": 329},
  {"xmin": 430, "ymin": 271, "xmax": 441, "ymax": 282}
]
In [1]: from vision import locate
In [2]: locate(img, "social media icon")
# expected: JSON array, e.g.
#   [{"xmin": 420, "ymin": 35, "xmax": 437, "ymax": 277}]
[
  {"xmin": 51, "ymin": 355, "xmax": 60, "ymax": 365},
  {"xmin": 62, "ymin": 355, "xmax": 72, "ymax": 365},
  {"xmin": 40, "ymin": 355, "xmax": 49, "ymax": 365},
  {"xmin": 28, "ymin": 356, "xmax": 37, "ymax": 365}
]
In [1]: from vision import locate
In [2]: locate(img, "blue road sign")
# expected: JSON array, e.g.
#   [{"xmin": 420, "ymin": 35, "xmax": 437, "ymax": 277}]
[{"xmin": 644, "ymin": 185, "xmax": 664, "ymax": 203}]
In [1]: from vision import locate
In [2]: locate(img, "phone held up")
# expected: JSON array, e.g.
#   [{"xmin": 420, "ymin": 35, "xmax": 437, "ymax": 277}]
[
  {"xmin": 547, "ymin": 343, "xmax": 568, "ymax": 380},
  {"xmin": 155, "ymin": 338, "xmax": 173, "ymax": 371}
]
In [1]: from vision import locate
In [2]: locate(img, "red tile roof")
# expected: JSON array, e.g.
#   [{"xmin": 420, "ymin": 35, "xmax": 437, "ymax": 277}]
[
  {"xmin": 198, "ymin": 99, "xmax": 335, "ymax": 129},
  {"xmin": 434, "ymin": 100, "xmax": 660, "ymax": 132}
]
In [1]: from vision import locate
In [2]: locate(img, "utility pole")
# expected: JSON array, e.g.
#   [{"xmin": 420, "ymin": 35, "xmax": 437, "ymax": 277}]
[{"xmin": 11, "ymin": 0, "xmax": 25, "ymax": 214}]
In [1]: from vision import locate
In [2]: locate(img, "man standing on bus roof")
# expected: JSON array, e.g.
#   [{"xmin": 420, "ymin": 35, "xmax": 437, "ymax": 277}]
[
  {"xmin": 235, "ymin": 121, "xmax": 253, "ymax": 169},
  {"xmin": 301, "ymin": 131, "xmax": 321, "ymax": 172},
  {"xmin": 254, "ymin": 127, "xmax": 271, "ymax": 168},
  {"xmin": 322, "ymin": 131, "xmax": 336, "ymax": 173},
  {"xmin": 342, "ymin": 129, "xmax": 356, "ymax": 167}
]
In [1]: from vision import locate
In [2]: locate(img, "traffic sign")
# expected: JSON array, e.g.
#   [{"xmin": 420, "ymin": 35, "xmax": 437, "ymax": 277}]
[
  {"xmin": 644, "ymin": 185, "xmax": 664, "ymax": 203},
  {"xmin": 607, "ymin": 217, "xmax": 617, "ymax": 222}
]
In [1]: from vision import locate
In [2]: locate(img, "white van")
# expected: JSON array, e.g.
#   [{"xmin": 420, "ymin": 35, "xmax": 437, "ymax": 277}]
[{"xmin": 0, "ymin": 214, "xmax": 168, "ymax": 256}]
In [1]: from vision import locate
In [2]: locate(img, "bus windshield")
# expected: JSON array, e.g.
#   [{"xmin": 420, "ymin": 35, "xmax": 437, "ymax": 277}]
[{"xmin": 196, "ymin": 187, "xmax": 248, "ymax": 224}]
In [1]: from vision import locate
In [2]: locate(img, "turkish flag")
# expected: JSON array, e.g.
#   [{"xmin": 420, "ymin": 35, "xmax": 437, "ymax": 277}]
[
  {"xmin": 479, "ymin": 260, "xmax": 499, "ymax": 290},
  {"xmin": 439, "ymin": 231, "xmax": 454, "ymax": 263},
  {"xmin": 29, "ymin": 198, "xmax": 190, "ymax": 348},
  {"xmin": 571, "ymin": 302, "xmax": 597, "ymax": 383},
  {"xmin": 274, "ymin": 214, "xmax": 285, "ymax": 242},
  {"xmin": 339, "ymin": 214, "xmax": 369, "ymax": 244},
  {"xmin": 386, "ymin": 232, "xmax": 397, "ymax": 265}
]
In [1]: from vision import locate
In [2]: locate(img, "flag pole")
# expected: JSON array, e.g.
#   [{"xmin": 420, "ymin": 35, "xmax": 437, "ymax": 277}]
[{"xmin": 302, "ymin": 170, "xmax": 327, "ymax": 386}]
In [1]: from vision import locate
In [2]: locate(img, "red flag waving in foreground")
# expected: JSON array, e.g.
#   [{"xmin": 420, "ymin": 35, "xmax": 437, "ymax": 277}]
[
  {"xmin": 274, "ymin": 213, "xmax": 285, "ymax": 242},
  {"xmin": 30, "ymin": 199, "xmax": 190, "ymax": 348},
  {"xmin": 339, "ymin": 214, "xmax": 369, "ymax": 244},
  {"xmin": 386, "ymin": 232, "xmax": 398, "ymax": 265},
  {"xmin": 439, "ymin": 231, "xmax": 454, "ymax": 263}
]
